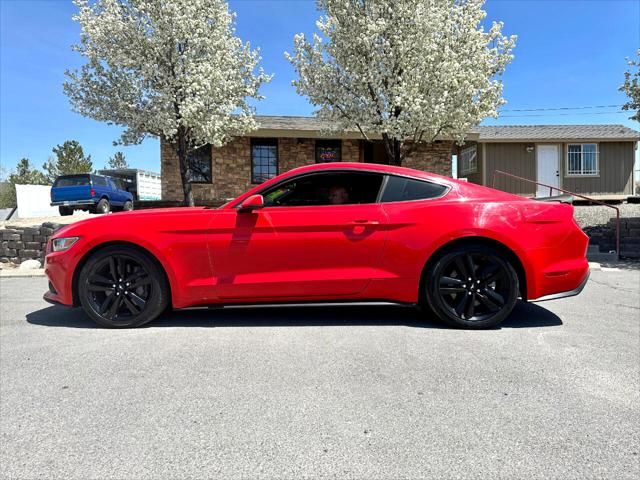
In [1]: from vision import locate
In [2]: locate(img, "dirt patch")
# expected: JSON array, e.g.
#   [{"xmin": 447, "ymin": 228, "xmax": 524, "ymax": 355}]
[
  {"xmin": 0, "ymin": 211, "xmax": 97, "ymax": 229},
  {"xmin": 573, "ymin": 203, "xmax": 640, "ymax": 229}
]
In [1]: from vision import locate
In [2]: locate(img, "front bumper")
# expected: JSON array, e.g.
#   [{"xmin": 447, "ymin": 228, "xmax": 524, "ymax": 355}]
[
  {"xmin": 532, "ymin": 270, "xmax": 590, "ymax": 302},
  {"xmin": 43, "ymin": 250, "xmax": 76, "ymax": 306},
  {"xmin": 43, "ymin": 289, "xmax": 64, "ymax": 306}
]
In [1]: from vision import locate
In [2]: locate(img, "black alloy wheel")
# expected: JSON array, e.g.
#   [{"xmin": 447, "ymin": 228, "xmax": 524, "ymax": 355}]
[
  {"xmin": 424, "ymin": 245, "xmax": 519, "ymax": 329},
  {"xmin": 78, "ymin": 245, "xmax": 169, "ymax": 328}
]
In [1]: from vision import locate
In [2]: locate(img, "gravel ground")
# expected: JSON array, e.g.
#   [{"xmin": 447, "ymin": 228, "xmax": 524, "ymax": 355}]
[
  {"xmin": 1, "ymin": 272, "xmax": 639, "ymax": 479},
  {"xmin": 573, "ymin": 203, "xmax": 640, "ymax": 229}
]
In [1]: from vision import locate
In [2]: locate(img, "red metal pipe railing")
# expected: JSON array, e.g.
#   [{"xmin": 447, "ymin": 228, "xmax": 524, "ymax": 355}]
[{"xmin": 492, "ymin": 170, "xmax": 620, "ymax": 260}]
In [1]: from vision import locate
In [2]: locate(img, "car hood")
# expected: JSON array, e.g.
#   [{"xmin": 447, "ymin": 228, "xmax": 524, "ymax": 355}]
[{"xmin": 51, "ymin": 207, "xmax": 216, "ymax": 238}]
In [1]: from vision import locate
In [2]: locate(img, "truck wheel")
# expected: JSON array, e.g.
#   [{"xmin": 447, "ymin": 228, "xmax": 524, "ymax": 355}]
[
  {"xmin": 59, "ymin": 206, "xmax": 73, "ymax": 216},
  {"xmin": 122, "ymin": 201, "xmax": 133, "ymax": 211},
  {"xmin": 95, "ymin": 198, "xmax": 110, "ymax": 214}
]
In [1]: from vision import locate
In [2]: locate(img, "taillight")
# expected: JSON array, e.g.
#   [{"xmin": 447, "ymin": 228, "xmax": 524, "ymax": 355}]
[{"xmin": 90, "ymin": 188, "xmax": 96, "ymax": 197}]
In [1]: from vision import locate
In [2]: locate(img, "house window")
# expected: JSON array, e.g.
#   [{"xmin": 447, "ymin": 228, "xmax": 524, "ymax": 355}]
[
  {"xmin": 251, "ymin": 138, "xmax": 278, "ymax": 183},
  {"xmin": 187, "ymin": 145, "xmax": 212, "ymax": 183},
  {"xmin": 459, "ymin": 146, "xmax": 477, "ymax": 175},
  {"xmin": 315, "ymin": 140, "xmax": 342, "ymax": 163},
  {"xmin": 567, "ymin": 144, "xmax": 599, "ymax": 176}
]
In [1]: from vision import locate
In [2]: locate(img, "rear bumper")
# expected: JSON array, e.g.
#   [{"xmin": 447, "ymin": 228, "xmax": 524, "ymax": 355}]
[
  {"xmin": 532, "ymin": 270, "xmax": 589, "ymax": 302},
  {"xmin": 51, "ymin": 199, "xmax": 96, "ymax": 207}
]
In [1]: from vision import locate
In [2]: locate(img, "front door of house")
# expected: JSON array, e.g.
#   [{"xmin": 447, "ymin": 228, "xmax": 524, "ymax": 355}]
[{"xmin": 536, "ymin": 144, "xmax": 560, "ymax": 197}]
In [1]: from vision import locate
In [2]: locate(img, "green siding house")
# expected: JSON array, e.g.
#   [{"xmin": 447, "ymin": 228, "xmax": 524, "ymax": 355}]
[{"xmin": 457, "ymin": 125, "xmax": 639, "ymax": 198}]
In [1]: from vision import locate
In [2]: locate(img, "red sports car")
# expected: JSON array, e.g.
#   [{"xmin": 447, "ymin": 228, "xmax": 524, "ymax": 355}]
[{"xmin": 44, "ymin": 162, "xmax": 589, "ymax": 329}]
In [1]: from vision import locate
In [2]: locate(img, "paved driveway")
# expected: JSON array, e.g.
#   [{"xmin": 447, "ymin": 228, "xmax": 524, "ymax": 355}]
[{"xmin": 1, "ymin": 269, "xmax": 638, "ymax": 479}]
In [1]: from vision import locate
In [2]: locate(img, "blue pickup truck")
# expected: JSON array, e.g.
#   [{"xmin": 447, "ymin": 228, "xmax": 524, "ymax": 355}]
[{"xmin": 50, "ymin": 174, "xmax": 134, "ymax": 216}]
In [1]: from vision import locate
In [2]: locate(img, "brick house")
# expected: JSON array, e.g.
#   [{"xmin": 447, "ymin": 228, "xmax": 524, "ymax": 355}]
[
  {"xmin": 161, "ymin": 117, "xmax": 639, "ymax": 203},
  {"xmin": 160, "ymin": 116, "xmax": 461, "ymax": 203}
]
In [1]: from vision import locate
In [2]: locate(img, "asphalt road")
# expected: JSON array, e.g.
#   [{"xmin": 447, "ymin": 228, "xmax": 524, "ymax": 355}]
[{"xmin": 1, "ymin": 269, "xmax": 639, "ymax": 479}]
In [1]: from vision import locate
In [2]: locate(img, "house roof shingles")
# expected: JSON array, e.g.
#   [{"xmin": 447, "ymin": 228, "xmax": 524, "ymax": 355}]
[
  {"xmin": 472, "ymin": 124, "xmax": 640, "ymax": 141},
  {"xmin": 254, "ymin": 116, "xmax": 640, "ymax": 142},
  {"xmin": 256, "ymin": 115, "xmax": 332, "ymax": 131}
]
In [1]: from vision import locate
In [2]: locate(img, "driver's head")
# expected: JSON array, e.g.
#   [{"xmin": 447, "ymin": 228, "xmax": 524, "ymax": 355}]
[{"xmin": 328, "ymin": 185, "xmax": 349, "ymax": 205}]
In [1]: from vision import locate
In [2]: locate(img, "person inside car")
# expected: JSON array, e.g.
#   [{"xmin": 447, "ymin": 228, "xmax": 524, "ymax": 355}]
[{"xmin": 328, "ymin": 185, "xmax": 350, "ymax": 205}]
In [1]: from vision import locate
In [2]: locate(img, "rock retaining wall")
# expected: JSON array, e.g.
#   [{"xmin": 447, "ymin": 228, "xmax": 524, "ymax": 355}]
[
  {"xmin": 0, "ymin": 222, "xmax": 64, "ymax": 265},
  {"xmin": 585, "ymin": 217, "xmax": 640, "ymax": 259},
  {"xmin": 2, "ymin": 217, "xmax": 638, "ymax": 265}
]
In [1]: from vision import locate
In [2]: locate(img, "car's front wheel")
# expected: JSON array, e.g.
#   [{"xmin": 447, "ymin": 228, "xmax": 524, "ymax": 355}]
[
  {"xmin": 77, "ymin": 245, "xmax": 169, "ymax": 328},
  {"xmin": 423, "ymin": 245, "xmax": 519, "ymax": 329}
]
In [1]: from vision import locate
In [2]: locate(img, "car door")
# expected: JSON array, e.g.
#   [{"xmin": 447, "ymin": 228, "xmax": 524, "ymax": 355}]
[
  {"xmin": 107, "ymin": 178, "xmax": 125, "ymax": 206},
  {"xmin": 208, "ymin": 171, "xmax": 389, "ymax": 301}
]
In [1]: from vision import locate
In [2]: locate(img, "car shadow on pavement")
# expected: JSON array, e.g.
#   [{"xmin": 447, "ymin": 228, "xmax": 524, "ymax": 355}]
[{"xmin": 26, "ymin": 300, "xmax": 561, "ymax": 330}]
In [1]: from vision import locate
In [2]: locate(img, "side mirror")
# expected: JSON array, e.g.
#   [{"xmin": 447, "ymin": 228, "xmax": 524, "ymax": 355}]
[{"xmin": 238, "ymin": 194, "xmax": 264, "ymax": 212}]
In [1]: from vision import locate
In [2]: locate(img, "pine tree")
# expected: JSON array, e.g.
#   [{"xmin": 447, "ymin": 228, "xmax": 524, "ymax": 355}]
[
  {"xmin": 43, "ymin": 140, "xmax": 93, "ymax": 183},
  {"xmin": 107, "ymin": 151, "xmax": 128, "ymax": 169}
]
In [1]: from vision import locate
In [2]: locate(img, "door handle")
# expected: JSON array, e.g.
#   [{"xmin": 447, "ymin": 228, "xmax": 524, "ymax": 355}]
[{"xmin": 352, "ymin": 219, "xmax": 380, "ymax": 225}]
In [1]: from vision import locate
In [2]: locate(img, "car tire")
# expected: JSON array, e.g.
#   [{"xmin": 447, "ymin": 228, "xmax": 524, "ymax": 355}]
[
  {"xmin": 77, "ymin": 245, "xmax": 169, "ymax": 328},
  {"xmin": 59, "ymin": 206, "xmax": 73, "ymax": 216},
  {"xmin": 122, "ymin": 200, "xmax": 133, "ymax": 211},
  {"xmin": 422, "ymin": 244, "xmax": 519, "ymax": 329},
  {"xmin": 95, "ymin": 198, "xmax": 110, "ymax": 214}
]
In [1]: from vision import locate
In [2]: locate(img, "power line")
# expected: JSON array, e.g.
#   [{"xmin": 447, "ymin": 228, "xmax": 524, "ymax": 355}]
[
  {"xmin": 499, "ymin": 110, "xmax": 629, "ymax": 118},
  {"xmin": 499, "ymin": 104, "xmax": 623, "ymax": 112}
]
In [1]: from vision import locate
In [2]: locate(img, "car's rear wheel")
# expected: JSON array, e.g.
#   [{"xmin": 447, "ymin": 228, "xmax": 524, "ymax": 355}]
[
  {"xmin": 423, "ymin": 245, "xmax": 519, "ymax": 329},
  {"xmin": 94, "ymin": 198, "xmax": 110, "ymax": 214},
  {"xmin": 59, "ymin": 206, "xmax": 73, "ymax": 216},
  {"xmin": 78, "ymin": 245, "xmax": 169, "ymax": 328}
]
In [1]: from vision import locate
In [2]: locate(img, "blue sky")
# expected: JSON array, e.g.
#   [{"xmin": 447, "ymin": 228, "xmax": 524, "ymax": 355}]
[{"xmin": 1, "ymin": 0, "xmax": 639, "ymax": 175}]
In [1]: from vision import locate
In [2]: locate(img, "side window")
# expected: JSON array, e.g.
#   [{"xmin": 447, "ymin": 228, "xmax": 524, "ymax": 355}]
[
  {"xmin": 93, "ymin": 176, "xmax": 108, "ymax": 187},
  {"xmin": 187, "ymin": 145, "xmax": 212, "ymax": 183},
  {"xmin": 262, "ymin": 172, "xmax": 384, "ymax": 207},
  {"xmin": 315, "ymin": 140, "xmax": 342, "ymax": 163},
  {"xmin": 381, "ymin": 175, "xmax": 448, "ymax": 202},
  {"xmin": 251, "ymin": 139, "xmax": 278, "ymax": 183}
]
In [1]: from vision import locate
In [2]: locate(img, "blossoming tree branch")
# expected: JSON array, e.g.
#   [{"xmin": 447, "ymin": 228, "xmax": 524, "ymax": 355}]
[
  {"xmin": 287, "ymin": 0, "xmax": 516, "ymax": 166},
  {"xmin": 64, "ymin": 0, "xmax": 271, "ymax": 206}
]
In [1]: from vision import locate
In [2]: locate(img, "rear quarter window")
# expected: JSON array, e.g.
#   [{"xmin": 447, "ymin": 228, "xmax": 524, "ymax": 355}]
[
  {"xmin": 92, "ymin": 176, "xmax": 108, "ymax": 187},
  {"xmin": 381, "ymin": 175, "xmax": 448, "ymax": 202}
]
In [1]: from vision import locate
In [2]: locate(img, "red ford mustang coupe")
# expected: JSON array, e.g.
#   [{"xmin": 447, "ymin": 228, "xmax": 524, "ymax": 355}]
[{"xmin": 44, "ymin": 162, "xmax": 589, "ymax": 329}]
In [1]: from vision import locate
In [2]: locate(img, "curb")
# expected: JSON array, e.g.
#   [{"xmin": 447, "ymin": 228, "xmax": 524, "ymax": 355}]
[
  {"xmin": 588, "ymin": 262, "xmax": 601, "ymax": 271},
  {"xmin": 0, "ymin": 269, "xmax": 46, "ymax": 278}
]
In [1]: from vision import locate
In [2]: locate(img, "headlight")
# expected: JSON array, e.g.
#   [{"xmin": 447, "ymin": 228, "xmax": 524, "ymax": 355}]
[{"xmin": 51, "ymin": 237, "xmax": 79, "ymax": 252}]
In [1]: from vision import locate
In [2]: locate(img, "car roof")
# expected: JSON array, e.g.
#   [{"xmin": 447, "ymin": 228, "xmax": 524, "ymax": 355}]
[
  {"xmin": 225, "ymin": 162, "xmax": 460, "ymax": 208},
  {"xmin": 282, "ymin": 162, "xmax": 455, "ymax": 185}
]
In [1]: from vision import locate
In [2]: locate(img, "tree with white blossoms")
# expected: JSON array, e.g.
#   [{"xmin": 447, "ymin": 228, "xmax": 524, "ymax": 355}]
[
  {"xmin": 287, "ymin": 0, "xmax": 516, "ymax": 166},
  {"xmin": 64, "ymin": 0, "xmax": 270, "ymax": 206},
  {"xmin": 620, "ymin": 49, "xmax": 640, "ymax": 122}
]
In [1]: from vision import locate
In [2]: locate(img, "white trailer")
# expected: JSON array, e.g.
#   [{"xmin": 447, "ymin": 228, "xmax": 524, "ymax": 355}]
[{"xmin": 97, "ymin": 168, "xmax": 161, "ymax": 201}]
